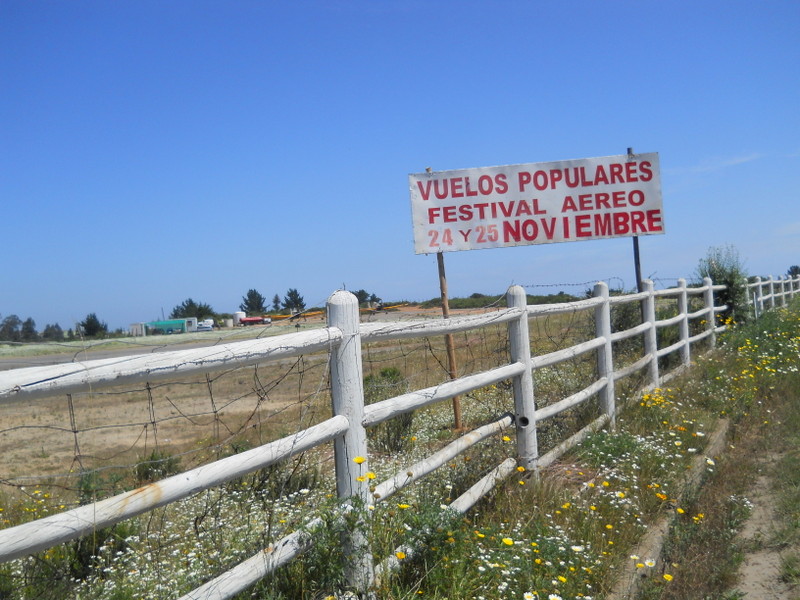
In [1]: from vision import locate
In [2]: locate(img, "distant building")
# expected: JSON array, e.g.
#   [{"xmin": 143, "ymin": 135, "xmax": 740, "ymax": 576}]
[{"xmin": 129, "ymin": 318, "xmax": 198, "ymax": 336}]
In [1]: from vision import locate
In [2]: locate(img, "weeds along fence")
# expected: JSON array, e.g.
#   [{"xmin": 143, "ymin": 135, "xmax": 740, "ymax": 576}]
[
  {"xmin": 0, "ymin": 278, "xmax": 729, "ymax": 598},
  {"xmin": 747, "ymin": 274, "xmax": 800, "ymax": 318}
]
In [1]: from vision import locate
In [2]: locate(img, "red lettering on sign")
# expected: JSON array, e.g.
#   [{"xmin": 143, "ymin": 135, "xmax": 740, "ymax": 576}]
[
  {"xmin": 533, "ymin": 170, "xmax": 549, "ymax": 191},
  {"xmin": 609, "ymin": 163, "xmax": 624, "ymax": 183},
  {"xmin": 541, "ymin": 218, "xmax": 556, "ymax": 239},
  {"xmin": 629, "ymin": 190, "xmax": 645, "ymax": 206},
  {"xmin": 476, "ymin": 224, "xmax": 500, "ymax": 243},
  {"xmin": 594, "ymin": 213, "xmax": 611, "ymax": 236},
  {"xmin": 514, "ymin": 201, "xmax": 531, "ymax": 217},
  {"xmin": 450, "ymin": 178, "xmax": 464, "ymax": 198},
  {"xmin": 417, "ymin": 174, "xmax": 510, "ymax": 201},
  {"xmin": 613, "ymin": 212, "xmax": 630, "ymax": 234},
  {"xmin": 647, "ymin": 209, "xmax": 663, "ymax": 231},
  {"xmin": 562, "ymin": 196, "xmax": 578, "ymax": 212},
  {"xmin": 625, "ymin": 161, "xmax": 639, "ymax": 182},
  {"xmin": 418, "ymin": 180, "xmax": 432, "ymax": 201},
  {"xmin": 639, "ymin": 161, "xmax": 653, "ymax": 182},
  {"xmin": 594, "ymin": 165, "xmax": 609, "ymax": 185},
  {"xmin": 631, "ymin": 211, "xmax": 646, "ymax": 233},
  {"xmin": 518, "ymin": 172, "xmax": 532, "ymax": 192},
  {"xmin": 503, "ymin": 219, "xmax": 541, "ymax": 242},
  {"xmin": 575, "ymin": 214, "xmax": 592, "ymax": 237},
  {"xmin": 474, "ymin": 203, "xmax": 489, "ymax": 219},
  {"xmin": 565, "ymin": 168, "xmax": 580, "ymax": 188},
  {"xmin": 579, "ymin": 167, "xmax": 595, "ymax": 187},
  {"xmin": 434, "ymin": 180, "xmax": 449, "ymax": 199},
  {"xmin": 428, "ymin": 229, "xmax": 453, "ymax": 247}
]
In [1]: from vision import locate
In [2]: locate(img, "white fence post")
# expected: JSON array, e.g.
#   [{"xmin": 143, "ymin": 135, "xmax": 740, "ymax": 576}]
[
  {"xmin": 753, "ymin": 276, "xmax": 763, "ymax": 319},
  {"xmin": 703, "ymin": 277, "xmax": 716, "ymax": 349},
  {"xmin": 506, "ymin": 285, "xmax": 538, "ymax": 470},
  {"xmin": 768, "ymin": 275, "xmax": 776, "ymax": 310},
  {"xmin": 594, "ymin": 282, "xmax": 616, "ymax": 428},
  {"xmin": 327, "ymin": 290, "xmax": 375, "ymax": 595},
  {"xmin": 677, "ymin": 278, "xmax": 691, "ymax": 366},
  {"xmin": 642, "ymin": 279, "xmax": 660, "ymax": 386},
  {"xmin": 780, "ymin": 276, "xmax": 787, "ymax": 307}
]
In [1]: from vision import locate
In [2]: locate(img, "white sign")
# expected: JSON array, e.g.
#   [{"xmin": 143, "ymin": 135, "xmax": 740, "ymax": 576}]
[{"xmin": 409, "ymin": 153, "xmax": 663, "ymax": 254}]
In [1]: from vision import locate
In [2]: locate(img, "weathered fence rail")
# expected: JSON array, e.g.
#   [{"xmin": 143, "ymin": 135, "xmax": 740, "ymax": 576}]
[
  {"xmin": 0, "ymin": 277, "xmax": 741, "ymax": 597},
  {"xmin": 748, "ymin": 274, "xmax": 800, "ymax": 317}
]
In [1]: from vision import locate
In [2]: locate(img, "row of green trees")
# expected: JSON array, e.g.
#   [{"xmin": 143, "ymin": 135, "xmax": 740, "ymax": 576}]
[
  {"xmin": 8, "ymin": 254, "xmax": 795, "ymax": 343},
  {"xmin": 0, "ymin": 313, "xmax": 109, "ymax": 342},
  {"xmin": 166, "ymin": 288, "xmax": 311, "ymax": 322},
  {"xmin": 169, "ymin": 287, "xmax": 382, "ymax": 323},
  {"xmin": 0, "ymin": 286, "xmax": 383, "ymax": 342},
  {"xmin": 237, "ymin": 288, "xmax": 381, "ymax": 316},
  {"xmin": 236, "ymin": 289, "xmax": 305, "ymax": 316}
]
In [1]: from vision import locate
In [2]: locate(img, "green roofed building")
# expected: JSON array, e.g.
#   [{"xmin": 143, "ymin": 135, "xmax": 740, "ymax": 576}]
[{"xmin": 129, "ymin": 318, "xmax": 198, "ymax": 336}]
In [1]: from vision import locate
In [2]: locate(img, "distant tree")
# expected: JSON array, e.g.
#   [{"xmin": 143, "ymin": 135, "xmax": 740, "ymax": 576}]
[
  {"xmin": 368, "ymin": 293, "xmax": 381, "ymax": 304},
  {"xmin": 239, "ymin": 289, "xmax": 267, "ymax": 315},
  {"xmin": 282, "ymin": 288, "xmax": 306, "ymax": 313},
  {"xmin": 21, "ymin": 318, "xmax": 38, "ymax": 342},
  {"xmin": 42, "ymin": 323, "xmax": 64, "ymax": 342},
  {"xmin": 170, "ymin": 298, "xmax": 215, "ymax": 321},
  {"xmin": 80, "ymin": 313, "xmax": 108, "ymax": 338},
  {"xmin": 0, "ymin": 315, "xmax": 22, "ymax": 342},
  {"xmin": 788, "ymin": 265, "xmax": 800, "ymax": 278},
  {"xmin": 271, "ymin": 294, "xmax": 282, "ymax": 312},
  {"xmin": 353, "ymin": 289, "xmax": 370, "ymax": 304}
]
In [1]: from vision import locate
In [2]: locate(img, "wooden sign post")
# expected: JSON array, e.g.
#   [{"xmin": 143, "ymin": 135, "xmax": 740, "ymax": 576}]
[{"xmin": 436, "ymin": 251, "xmax": 463, "ymax": 430}]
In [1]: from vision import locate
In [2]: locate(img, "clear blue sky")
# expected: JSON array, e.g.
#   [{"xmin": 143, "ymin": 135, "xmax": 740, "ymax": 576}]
[{"xmin": 2, "ymin": 1, "xmax": 798, "ymax": 331}]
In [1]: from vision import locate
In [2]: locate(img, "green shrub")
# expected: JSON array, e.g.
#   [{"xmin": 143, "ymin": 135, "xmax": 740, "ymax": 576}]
[{"xmin": 696, "ymin": 244, "xmax": 749, "ymax": 323}]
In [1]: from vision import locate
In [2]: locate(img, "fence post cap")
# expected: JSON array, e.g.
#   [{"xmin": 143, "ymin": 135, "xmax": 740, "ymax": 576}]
[{"xmin": 327, "ymin": 290, "xmax": 359, "ymax": 308}]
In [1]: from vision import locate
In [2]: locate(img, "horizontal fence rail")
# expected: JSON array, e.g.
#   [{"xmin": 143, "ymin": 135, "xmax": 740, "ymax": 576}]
[
  {"xmin": 747, "ymin": 274, "xmax": 800, "ymax": 318},
  {"xmin": 0, "ymin": 276, "xmax": 767, "ymax": 599}
]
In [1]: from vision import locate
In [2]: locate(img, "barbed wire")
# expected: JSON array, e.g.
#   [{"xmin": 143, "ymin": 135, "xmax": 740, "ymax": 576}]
[{"xmin": 1, "ymin": 295, "xmax": 699, "ymax": 598}]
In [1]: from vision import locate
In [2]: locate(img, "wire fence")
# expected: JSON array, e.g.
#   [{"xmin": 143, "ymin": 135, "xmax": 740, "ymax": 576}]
[{"xmin": 0, "ymin": 277, "xmax": 732, "ymax": 599}]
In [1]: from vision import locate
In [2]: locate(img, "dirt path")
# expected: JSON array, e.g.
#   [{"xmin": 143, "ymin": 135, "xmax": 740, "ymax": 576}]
[
  {"xmin": 734, "ymin": 454, "xmax": 796, "ymax": 599},
  {"xmin": 736, "ymin": 455, "xmax": 800, "ymax": 600}
]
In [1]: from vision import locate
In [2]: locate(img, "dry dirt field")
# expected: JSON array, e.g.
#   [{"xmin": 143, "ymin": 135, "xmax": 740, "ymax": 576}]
[{"xmin": 0, "ymin": 305, "xmax": 481, "ymax": 485}]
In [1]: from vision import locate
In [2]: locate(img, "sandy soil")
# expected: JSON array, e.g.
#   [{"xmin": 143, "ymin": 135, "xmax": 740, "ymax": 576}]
[
  {"xmin": 734, "ymin": 454, "xmax": 797, "ymax": 599},
  {"xmin": 0, "ymin": 305, "xmax": 471, "ymax": 484}
]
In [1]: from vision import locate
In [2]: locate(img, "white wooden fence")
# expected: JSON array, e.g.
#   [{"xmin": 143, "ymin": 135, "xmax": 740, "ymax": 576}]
[
  {"xmin": 0, "ymin": 278, "xmax": 733, "ymax": 598},
  {"xmin": 747, "ymin": 274, "xmax": 800, "ymax": 318}
]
